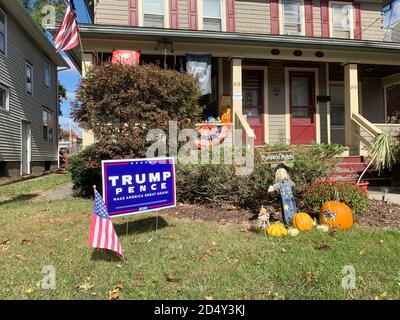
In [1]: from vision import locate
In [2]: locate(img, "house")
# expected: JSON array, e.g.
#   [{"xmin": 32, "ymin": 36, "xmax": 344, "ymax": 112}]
[
  {"xmin": 70, "ymin": 0, "xmax": 400, "ymax": 156},
  {"xmin": 0, "ymin": 0, "xmax": 67, "ymax": 177}
]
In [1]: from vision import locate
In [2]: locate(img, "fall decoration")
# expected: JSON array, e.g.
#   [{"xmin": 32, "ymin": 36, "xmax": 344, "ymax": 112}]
[
  {"xmin": 316, "ymin": 224, "xmax": 330, "ymax": 233},
  {"xmin": 221, "ymin": 108, "xmax": 231, "ymax": 123},
  {"xmin": 266, "ymin": 223, "xmax": 288, "ymax": 237},
  {"xmin": 319, "ymin": 188, "xmax": 353, "ymax": 230},
  {"xmin": 287, "ymin": 228, "xmax": 300, "ymax": 237},
  {"xmin": 292, "ymin": 212, "xmax": 313, "ymax": 231}
]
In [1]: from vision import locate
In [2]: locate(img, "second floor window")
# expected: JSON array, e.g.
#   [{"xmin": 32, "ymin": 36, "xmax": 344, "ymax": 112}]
[
  {"xmin": 0, "ymin": 9, "xmax": 6, "ymax": 55},
  {"xmin": 282, "ymin": 0, "xmax": 303, "ymax": 35},
  {"xmin": 143, "ymin": 0, "xmax": 164, "ymax": 28},
  {"xmin": 203, "ymin": 0, "xmax": 222, "ymax": 31},
  {"xmin": 44, "ymin": 58, "xmax": 51, "ymax": 88},
  {"xmin": 330, "ymin": 2, "xmax": 353, "ymax": 39},
  {"xmin": 26, "ymin": 62, "xmax": 33, "ymax": 96}
]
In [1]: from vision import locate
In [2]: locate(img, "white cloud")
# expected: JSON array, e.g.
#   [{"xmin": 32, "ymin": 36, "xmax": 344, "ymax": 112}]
[
  {"xmin": 66, "ymin": 91, "xmax": 76, "ymax": 102},
  {"xmin": 59, "ymin": 116, "xmax": 82, "ymax": 138}
]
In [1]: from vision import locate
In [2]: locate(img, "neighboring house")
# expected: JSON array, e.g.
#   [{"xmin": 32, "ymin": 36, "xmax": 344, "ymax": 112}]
[
  {"xmin": 0, "ymin": 0, "xmax": 67, "ymax": 177},
  {"xmin": 69, "ymin": 0, "xmax": 400, "ymax": 156}
]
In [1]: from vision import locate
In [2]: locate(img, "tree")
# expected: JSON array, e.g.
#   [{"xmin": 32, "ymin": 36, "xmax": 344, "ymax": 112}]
[
  {"xmin": 20, "ymin": 0, "xmax": 66, "ymax": 27},
  {"xmin": 58, "ymin": 81, "xmax": 67, "ymax": 116}
]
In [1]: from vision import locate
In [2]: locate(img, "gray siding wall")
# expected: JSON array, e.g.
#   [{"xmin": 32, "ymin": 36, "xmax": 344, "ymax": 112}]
[
  {"xmin": 361, "ymin": 77, "xmax": 385, "ymax": 123},
  {"xmin": 0, "ymin": 12, "xmax": 58, "ymax": 163}
]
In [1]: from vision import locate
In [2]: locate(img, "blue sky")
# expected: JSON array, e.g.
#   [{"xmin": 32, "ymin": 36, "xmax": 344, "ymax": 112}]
[{"xmin": 58, "ymin": 0, "xmax": 400, "ymax": 137}]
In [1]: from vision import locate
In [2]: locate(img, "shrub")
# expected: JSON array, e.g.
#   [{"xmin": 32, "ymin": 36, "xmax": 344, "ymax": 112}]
[{"xmin": 305, "ymin": 181, "xmax": 369, "ymax": 215}]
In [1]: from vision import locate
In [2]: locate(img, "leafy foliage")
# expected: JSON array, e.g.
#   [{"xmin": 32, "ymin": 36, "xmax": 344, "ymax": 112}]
[
  {"xmin": 20, "ymin": 0, "xmax": 66, "ymax": 26},
  {"xmin": 305, "ymin": 181, "xmax": 369, "ymax": 215}
]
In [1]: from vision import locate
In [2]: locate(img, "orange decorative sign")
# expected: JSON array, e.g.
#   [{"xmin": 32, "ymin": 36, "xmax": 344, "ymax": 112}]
[{"xmin": 112, "ymin": 50, "xmax": 141, "ymax": 65}]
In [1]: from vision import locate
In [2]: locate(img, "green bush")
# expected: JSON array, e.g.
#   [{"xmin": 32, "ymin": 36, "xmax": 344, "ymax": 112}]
[{"xmin": 305, "ymin": 181, "xmax": 369, "ymax": 214}]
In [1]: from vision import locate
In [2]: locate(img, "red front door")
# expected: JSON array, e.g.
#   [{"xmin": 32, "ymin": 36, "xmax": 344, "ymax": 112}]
[
  {"xmin": 242, "ymin": 70, "xmax": 264, "ymax": 145},
  {"xmin": 290, "ymin": 72, "xmax": 316, "ymax": 145}
]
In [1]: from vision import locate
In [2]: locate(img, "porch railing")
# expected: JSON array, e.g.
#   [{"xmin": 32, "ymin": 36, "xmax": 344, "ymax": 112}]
[
  {"xmin": 234, "ymin": 111, "xmax": 256, "ymax": 147},
  {"xmin": 351, "ymin": 112, "xmax": 383, "ymax": 153}
]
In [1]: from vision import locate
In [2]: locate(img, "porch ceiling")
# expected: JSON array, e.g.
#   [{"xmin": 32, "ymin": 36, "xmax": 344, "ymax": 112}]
[{"xmin": 69, "ymin": 24, "xmax": 400, "ymax": 72}]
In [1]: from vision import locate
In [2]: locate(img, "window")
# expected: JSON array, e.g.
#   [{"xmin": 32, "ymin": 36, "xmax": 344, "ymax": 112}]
[
  {"xmin": 385, "ymin": 83, "xmax": 400, "ymax": 122},
  {"xmin": 330, "ymin": 2, "xmax": 353, "ymax": 39},
  {"xmin": 203, "ymin": 0, "xmax": 222, "ymax": 31},
  {"xmin": 330, "ymin": 84, "xmax": 345, "ymax": 126},
  {"xmin": 0, "ymin": 84, "xmax": 9, "ymax": 111},
  {"xmin": 26, "ymin": 62, "xmax": 33, "ymax": 96},
  {"xmin": 143, "ymin": 0, "xmax": 164, "ymax": 28},
  {"xmin": 42, "ymin": 110, "xmax": 54, "ymax": 142},
  {"xmin": 0, "ymin": 8, "xmax": 6, "ymax": 55},
  {"xmin": 44, "ymin": 58, "xmax": 51, "ymax": 88},
  {"xmin": 282, "ymin": 0, "xmax": 303, "ymax": 35}
]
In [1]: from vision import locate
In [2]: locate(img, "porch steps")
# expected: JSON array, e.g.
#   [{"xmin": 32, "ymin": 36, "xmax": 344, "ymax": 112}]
[{"xmin": 328, "ymin": 156, "xmax": 392, "ymax": 186}]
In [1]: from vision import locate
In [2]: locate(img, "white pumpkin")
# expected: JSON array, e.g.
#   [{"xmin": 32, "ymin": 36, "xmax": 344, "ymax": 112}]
[
  {"xmin": 316, "ymin": 224, "xmax": 330, "ymax": 233},
  {"xmin": 287, "ymin": 228, "xmax": 300, "ymax": 237}
]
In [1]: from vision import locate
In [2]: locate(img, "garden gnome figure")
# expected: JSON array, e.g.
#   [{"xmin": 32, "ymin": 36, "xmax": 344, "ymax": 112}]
[
  {"xmin": 268, "ymin": 163, "xmax": 297, "ymax": 226},
  {"xmin": 258, "ymin": 205, "xmax": 270, "ymax": 231}
]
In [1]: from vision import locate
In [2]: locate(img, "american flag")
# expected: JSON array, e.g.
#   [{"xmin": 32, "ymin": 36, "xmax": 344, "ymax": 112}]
[
  {"xmin": 88, "ymin": 191, "xmax": 124, "ymax": 257},
  {"xmin": 53, "ymin": 0, "xmax": 79, "ymax": 53}
]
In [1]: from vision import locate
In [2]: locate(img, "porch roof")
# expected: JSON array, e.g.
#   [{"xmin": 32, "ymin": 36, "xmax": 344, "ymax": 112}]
[{"xmin": 70, "ymin": 24, "xmax": 400, "ymax": 72}]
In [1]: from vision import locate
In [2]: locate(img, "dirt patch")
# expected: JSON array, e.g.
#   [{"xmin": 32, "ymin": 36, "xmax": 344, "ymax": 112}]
[
  {"xmin": 161, "ymin": 201, "xmax": 400, "ymax": 229},
  {"xmin": 0, "ymin": 171, "xmax": 61, "ymax": 187},
  {"xmin": 355, "ymin": 200, "xmax": 400, "ymax": 229}
]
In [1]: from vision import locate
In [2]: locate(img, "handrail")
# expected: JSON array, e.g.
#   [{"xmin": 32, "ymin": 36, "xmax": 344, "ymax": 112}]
[
  {"xmin": 351, "ymin": 112, "xmax": 383, "ymax": 138},
  {"xmin": 234, "ymin": 111, "xmax": 256, "ymax": 145}
]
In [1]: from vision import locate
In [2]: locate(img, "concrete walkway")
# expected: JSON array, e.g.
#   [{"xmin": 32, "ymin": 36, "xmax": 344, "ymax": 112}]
[{"xmin": 368, "ymin": 187, "xmax": 400, "ymax": 205}]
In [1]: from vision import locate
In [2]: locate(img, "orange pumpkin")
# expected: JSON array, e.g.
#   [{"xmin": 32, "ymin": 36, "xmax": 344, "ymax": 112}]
[
  {"xmin": 221, "ymin": 108, "xmax": 231, "ymax": 123},
  {"xmin": 319, "ymin": 201, "xmax": 353, "ymax": 230},
  {"xmin": 292, "ymin": 212, "xmax": 313, "ymax": 231}
]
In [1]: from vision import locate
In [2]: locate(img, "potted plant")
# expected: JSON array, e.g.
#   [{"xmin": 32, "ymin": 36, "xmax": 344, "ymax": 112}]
[{"xmin": 356, "ymin": 133, "xmax": 395, "ymax": 193}]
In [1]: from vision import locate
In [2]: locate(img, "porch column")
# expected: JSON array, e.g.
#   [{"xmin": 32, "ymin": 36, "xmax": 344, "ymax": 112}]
[
  {"xmin": 231, "ymin": 57, "xmax": 242, "ymax": 132},
  {"xmin": 82, "ymin": 53, "xmax": 95, "ymax": 148},
  {"xmin": 344, "ymin": 63, "xmax": 360, "ymax": 153}
]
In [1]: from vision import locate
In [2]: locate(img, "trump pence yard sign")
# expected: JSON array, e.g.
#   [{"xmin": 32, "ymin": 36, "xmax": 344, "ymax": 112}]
[{"xmin": 101, "ymin": 158, "xmax": 176, "ymax": 217}]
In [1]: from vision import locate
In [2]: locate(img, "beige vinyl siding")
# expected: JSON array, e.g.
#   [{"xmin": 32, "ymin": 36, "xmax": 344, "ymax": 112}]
[
  {"xmin": 179, "ymin": 0, "xmax": 189, "ymax": 29},
  {"xmin": 0, "ymin": 13, "xmax": 58, "ymax": 163},
  {"xmin": 313, "ymin": 0, "xmax": 321, "ymax": 37},
  {"xmin": 94, "ymin": 0, "xmax": 129, "ymax": 25},
  {"xmin": 235, "ymin": 0, "xmax": 270, "ymax": 34},
  {"xmin": 360, "ymin": 2, "xmax": 384, "ymax": 41},
  {"xmin": 268, "ymin": 62, "xmax": 287, "ymax": 144}
]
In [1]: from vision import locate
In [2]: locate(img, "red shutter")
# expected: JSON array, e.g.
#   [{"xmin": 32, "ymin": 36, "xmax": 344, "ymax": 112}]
[
  {"xmin": 320, "ymin": 0, "xmax": 329, "ymax": 37},
  {"xmin": 188, "ymin": 0, "xmax": 198, "ymax": 30},
  {"xmin": 304, "ymin": 0, "xmax": 314, "ymax": 37},
  {"xmin": 169, "ymin": 0, "xmax": 179, "ymax": 29},
  {"xmin": 226, "ymin": 0, "xmax": 236, "ymax": 32},
  {"xmin": 270, "ymin": 0, "xmax": 280, "ymax": 34},
  {"xmin": 354, "ymin": 2, "xmax": 362, "ymax": 39},
  {"xmin": 128, "ymin": 0, "xmax": 138, "ymax": 26}
]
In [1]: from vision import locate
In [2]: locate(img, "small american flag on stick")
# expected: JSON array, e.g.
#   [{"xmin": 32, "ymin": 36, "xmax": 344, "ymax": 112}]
[
  {"xmin": 88, "ymin": 190, "xmax": 124, "ymax": 258},
  {"xmin": 53, "ymin": 0, "xmax": 79, "ymax": 53}
]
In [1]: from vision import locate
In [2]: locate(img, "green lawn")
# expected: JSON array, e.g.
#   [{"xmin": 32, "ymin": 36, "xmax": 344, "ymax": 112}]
[{"xmin": 0, "ymin": 174, "xmax": 399, "ymax": 300}]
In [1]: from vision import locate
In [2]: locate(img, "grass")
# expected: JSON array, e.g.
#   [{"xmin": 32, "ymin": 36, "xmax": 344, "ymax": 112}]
[{"xmin": 0, "ymin": 174, "xmax": 399, "ymax": 300}]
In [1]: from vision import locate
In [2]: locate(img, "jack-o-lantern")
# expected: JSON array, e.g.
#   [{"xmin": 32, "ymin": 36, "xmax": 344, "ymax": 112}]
[
  {"xmin": 221, "ymin": 108, "xmax": 231, "ymax": 123},
  {"xmin": 319, "ymin": 201, "xmax": 353, "ymax": 230},
  {"xmin": 292, "ymin": 212, "xmax": 313, "ymax": 231}
]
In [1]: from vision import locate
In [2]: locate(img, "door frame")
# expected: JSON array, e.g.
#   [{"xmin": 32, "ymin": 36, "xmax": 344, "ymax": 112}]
[
  {"xmin": 242, "ymin": 65, "xmax": 269, "ymax": 144},
  {"xmin": 284, "ymin": 67, "xmax": 320, "ymax": 144},
  {"xmin": 21, "ymin": 120, "xmax": 31, "ymax": 175}
]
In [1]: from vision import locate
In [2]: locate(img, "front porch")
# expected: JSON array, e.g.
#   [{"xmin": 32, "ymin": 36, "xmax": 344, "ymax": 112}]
[{"xmin": 74, "ymin": 25, "xmax": 400, "ymax": 154}]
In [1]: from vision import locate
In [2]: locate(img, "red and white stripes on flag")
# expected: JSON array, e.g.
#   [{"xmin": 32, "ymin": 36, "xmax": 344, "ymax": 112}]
[
  {"xmin": 53, "ymin": 0, "xmax": 79, "ymax": 53},
  {"xmin": 88, "ymin": 191, "xmax": 124, "ymax": 257}
]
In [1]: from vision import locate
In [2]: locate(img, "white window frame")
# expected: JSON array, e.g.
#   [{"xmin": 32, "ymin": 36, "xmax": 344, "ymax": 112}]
[
  {"xmin": 44, "ymin": 57, "xmax": 51, "ymax": 89},
  {"xmin": 329, "ymin": 1, "xmax": 354, "ymax": 39},
  {"xmin": 279, "ymin": 0, "xmax": 305, "ymax": 36},
  {"xmin": 198, "ymin": 0, "xmax": 226, "ymax": 32},
  {"xmin": 0, "ymin": 7, "xmax": 7, "ymax": 56},
  {"xmin": 0, "ymin": 83, "xmax": 10, "ymax": 111},
  {"xmin": 26, "ymin": 61, "xmax": 33, "ymax": 96},
  {"xmin": 138, "ymin": 0, "xmax": 170, "ymax": 28}
]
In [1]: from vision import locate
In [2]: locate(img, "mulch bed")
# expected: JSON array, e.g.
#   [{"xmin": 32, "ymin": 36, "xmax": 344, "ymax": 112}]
[{"xmin": 162, "ymin": 200, "xmax": 400, "ymax": 229}]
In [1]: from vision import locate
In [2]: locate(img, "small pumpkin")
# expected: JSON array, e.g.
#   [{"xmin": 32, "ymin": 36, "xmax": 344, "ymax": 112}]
[
  {"xmin": 316, "ymin": 224, "xmax": 330, "ymax": 233},
  {"xmin": 287, "ymin": 227, "xmax": 300, "ymax": 237},
  {"xmin": 266, "ymin": 223, "xmax": 288, "ymax": 237},
  {"xmin": 220, "ymin": 108, "xmax": 231, "ymax": 123},
  {"xmin": 292, "ymin": 212, "xmax": 313, "ymax": 231},
  {"xmin": 319, "ymin": 187, "xmax": 353, "ymax": 230}
]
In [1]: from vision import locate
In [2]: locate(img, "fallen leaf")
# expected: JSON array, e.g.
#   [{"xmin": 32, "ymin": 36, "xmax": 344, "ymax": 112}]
[
  {"xmin": 305, "ymin": 272, "xmax": 315, "ymax": 283},
  {"xmin": 379, "ymin": 239, "xmax": 384, "ymax": 244},
  {"xmin": 164, "ymin": 273, "xmax": 180, "ymax": 283},
  {"xmin": 135, "ymin": 272, "xmax": 143, "ymax": 284},
  {"xmin": 21, "ymin": 239, "xmax": 33, "ymax": 246},
  {"xmin": 25, "ymin": 288, "xmax": 33, "ymax": 294},
  {"xmin": 13, "ymin": 254, "xmax": 27, "ymax": 261},
  {"xmin": 48, "ymin": 219, "xmax": 55, "ymax": 224},
  {"xmin": 199, "ymin": 246, "xmax": 213, "ymax": 263},
  {"xmin": 116, "ymin": 264, "xmax": 122, "ymax": 268},
  {"xmin": 374, "ymin": 292, "xmax": 387, "ymax": 300},
  {"xmin": 218, "ymin": 219, "xmax": 228, "ymax": 225},
  {"xmin": 315, "ymin": 243, "xmax": 330, "ymax": 250},
  {"xmin": 75, "ymin": 282, "xmax": 94, "ymax": 291},
  {"xmin": 1, "ymin": 239, "xmax": 10, "ymax": 246},
  {"xmin": 108, "ymin": 284, "xmax": 124, "ymax": 300},
  {"xmin": 359, "ymin": 249, "xmax": 366, "ymax": 256},
  {"xmin": 281, "ymin": 248, "xmax": 287, "ymax": 253},
  {"xmin": 204, "ymin": 296, "xmax": 213, "ymax": 300}
]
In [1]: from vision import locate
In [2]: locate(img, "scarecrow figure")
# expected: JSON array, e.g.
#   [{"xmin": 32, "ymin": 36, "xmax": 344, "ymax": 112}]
[
  {"xmin": 258, "ymin": 205, "xmax": 270, "ymax": 231},
  {"xmin": 268, "ymin": 163, "xmax": 297, "ymax": 226}
]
